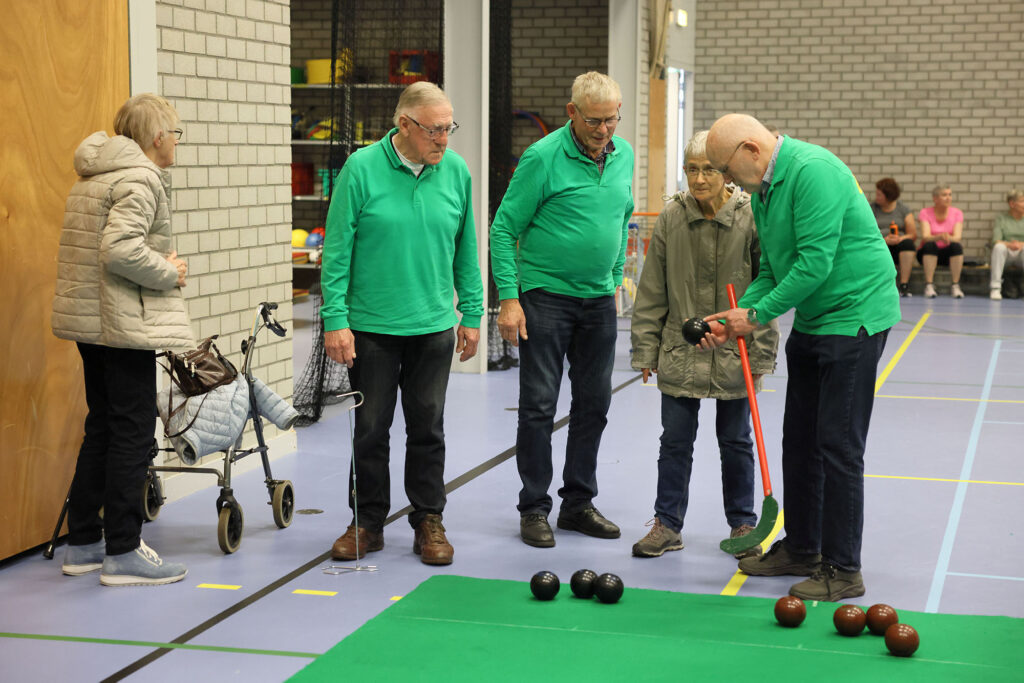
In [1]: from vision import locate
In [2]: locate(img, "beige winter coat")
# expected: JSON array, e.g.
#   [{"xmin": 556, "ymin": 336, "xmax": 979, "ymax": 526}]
[
  {"xmin": 631, "ymin": 190, "xmax": 779, "ymax": 399},
  {"xmin": 52, "ymin": 132, "xmax": 194, "ymax": 351}
]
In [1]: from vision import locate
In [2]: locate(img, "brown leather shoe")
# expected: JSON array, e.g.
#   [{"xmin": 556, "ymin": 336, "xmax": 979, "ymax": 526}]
[
  {"xmin": 413, "ymin": 514, "xmax": 454, "ymax": 566},
  {"xmin": 331, "ymin": 524, "xmax": 383, "ymax": 560}
]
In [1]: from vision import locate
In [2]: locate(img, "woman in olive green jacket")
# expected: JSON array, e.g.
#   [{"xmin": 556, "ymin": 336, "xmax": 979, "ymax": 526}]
[{"xmin": 629, "ymin": 131, "xmax": 778, "ymax": 561}]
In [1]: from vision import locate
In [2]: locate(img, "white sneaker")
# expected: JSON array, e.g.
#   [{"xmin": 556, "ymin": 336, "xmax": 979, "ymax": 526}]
[
  {"xmin": 951, "ymin": 283, "xmax": 964, "ymax": 299},
  {"xmin": 924, "ymin": 284, "xmax": 937, "ymax": 298},
  {"xmin": 991, "ymin": 288, "xmax": 1003, "ymax": 300}
]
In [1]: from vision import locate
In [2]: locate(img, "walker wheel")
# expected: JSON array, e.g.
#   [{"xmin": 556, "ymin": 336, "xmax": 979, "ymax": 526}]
[
  {"xmin": 217, "ymin": 503, "xmax": 244, "ymax": 553},
  {"xmin": 271, "ymin": 480, "xmax": 295, "ymax": 529},
  {"xmin": 142, "ymin": 472, "xmax": 164, "ymax": 522}
]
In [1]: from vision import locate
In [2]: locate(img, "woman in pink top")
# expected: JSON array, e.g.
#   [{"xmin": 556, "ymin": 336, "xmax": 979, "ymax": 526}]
[{"xmin": 917, "ymin": 184, "xmax": 965, "ymax": 298}]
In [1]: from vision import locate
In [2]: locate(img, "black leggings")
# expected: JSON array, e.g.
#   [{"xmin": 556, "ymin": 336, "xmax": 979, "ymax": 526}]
[{"xmin": 916, "ymin": 240, "xmax": 963, "ymax": 266}]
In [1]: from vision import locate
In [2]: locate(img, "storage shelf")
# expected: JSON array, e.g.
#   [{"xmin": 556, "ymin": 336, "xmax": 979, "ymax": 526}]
[{"xmin": 292, "ymin": 195, "xmax": 328, "ymax": 202}]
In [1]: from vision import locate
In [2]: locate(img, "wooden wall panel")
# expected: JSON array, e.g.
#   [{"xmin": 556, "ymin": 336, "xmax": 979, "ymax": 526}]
[
  {"xmin": 0, "ymin": 0, "xmax": 129, "ymax": 560},
  {"xmin": 646, "ymin": 75, "xmax": 667, "ymax": 212}
]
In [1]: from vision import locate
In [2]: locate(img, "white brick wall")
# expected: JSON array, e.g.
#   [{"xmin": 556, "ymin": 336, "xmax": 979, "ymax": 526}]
[
  {"xmin": 693, "ymin": 0, "xmax": 1024, "ymax": 261},
  {"xmin": 156, "ymin": 0, "xmax": 293, "ymax": 455}
]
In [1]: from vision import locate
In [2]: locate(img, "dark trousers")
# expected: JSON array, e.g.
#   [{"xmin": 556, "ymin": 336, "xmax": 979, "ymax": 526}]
[
  {"xmin": 781, "ymin": 328, "xmax": 889, "ymax": 572},
  {"xmin": 655, "ymin": 395, "xmax": 757, "ymax": 532},
  {"xmin": 515, "ymin": 289, "xmax": 617, "ymax": 515},
  {"xmin": 69, "ymin": 343, "xmax": 156, "ymax": 556},
  {"xmin": 347, "ymin": 328, "xmax": 455, "ymax": 531}
]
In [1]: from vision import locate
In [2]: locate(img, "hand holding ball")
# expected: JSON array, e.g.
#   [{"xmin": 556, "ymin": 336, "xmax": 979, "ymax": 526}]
[{"xmin": 682, "ymin": 317, "xmax": 712, "ymax": 346}]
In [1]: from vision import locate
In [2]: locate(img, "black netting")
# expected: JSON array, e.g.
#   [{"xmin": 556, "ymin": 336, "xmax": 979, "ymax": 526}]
[
  {"xmin": 294, "ymin": 0, "xmax": 445, "ymax": 425},
  {"xmin": 487, "ymin": 0, "xmax": 518, "ymax": 371}
]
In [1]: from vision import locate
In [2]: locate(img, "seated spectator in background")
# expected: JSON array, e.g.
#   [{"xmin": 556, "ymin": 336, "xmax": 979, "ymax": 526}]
[
  {"xmin": 917, "ymin": 185, "xmax": 964, "ymax": 299},
  {"xmin": 989, "ymin": 189, "xmax": 1024, "ymax": 301},
  {"xmin": 871, "ymin": 178, "xmax": 918, "ymax": 297}
]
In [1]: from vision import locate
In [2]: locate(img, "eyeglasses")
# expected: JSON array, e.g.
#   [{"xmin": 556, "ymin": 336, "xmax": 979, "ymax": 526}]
[
  {"xmin": 718, "ymin": 140, "xmax": 747, "ymax": 177},
  {"xmin": 684, "ymin": 166, "xmax": 722, "ymax": 179},
  {"xmin": 575, "ymin": 109, "xmax": 622, "ymax": 129},
  {"xmin": 405, "ymin": 116, "xmax": 459, "ymax": 140},
  {"xmin": 167, "ymin": 129, "xmax": 183, "ymax": 141}
]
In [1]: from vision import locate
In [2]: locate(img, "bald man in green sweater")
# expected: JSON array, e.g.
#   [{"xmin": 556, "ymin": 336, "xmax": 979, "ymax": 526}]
[{"xmin": 702, "ymin": 114, "xmax": 900, "ymax": 602}]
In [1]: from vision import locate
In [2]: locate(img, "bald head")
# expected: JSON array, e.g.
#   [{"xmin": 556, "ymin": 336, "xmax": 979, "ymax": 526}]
[{"xmin": 706, "ymin": 114, "xmax": 779, "ymax": 194}]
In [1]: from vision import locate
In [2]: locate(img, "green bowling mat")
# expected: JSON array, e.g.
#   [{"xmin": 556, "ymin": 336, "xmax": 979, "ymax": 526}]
[{"xmin": 290, "ymin": 574, "xmax": 1023, "ymax": 682}]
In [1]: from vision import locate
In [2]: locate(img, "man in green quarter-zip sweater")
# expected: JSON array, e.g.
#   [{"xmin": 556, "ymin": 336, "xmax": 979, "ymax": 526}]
[
  {"xmin": 491, "ymin": 72, "xmax": 635, "ymax": 548},
  {"xmin": 320, "ymin": 82, "xmax": 484, "ymax": 567},
  {"xmin": 701, "ymin": 114, "xmax": 901, "ymax": 602}
]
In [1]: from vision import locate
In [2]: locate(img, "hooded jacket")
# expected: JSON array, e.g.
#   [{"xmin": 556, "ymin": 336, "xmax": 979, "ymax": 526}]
[
  {"xmin": 52, "ymin": 132, "xmax": 194, "ymax": 351},
  {"xmin": 631, "ymin": 190, "xmax": 778, "ymax": 399}
]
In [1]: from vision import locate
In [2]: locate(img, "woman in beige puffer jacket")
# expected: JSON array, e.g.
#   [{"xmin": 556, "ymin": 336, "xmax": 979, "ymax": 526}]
[{"xmin": 51, "ymin": 94, "xmax": 193, "ymax": 586}]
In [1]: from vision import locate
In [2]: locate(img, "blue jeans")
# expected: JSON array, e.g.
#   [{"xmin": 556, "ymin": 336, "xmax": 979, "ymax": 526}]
[
  {"xmin": 347, "ymin": 328, "xmax": 455, "ymax": 531},
  {"xmin": 515, "ymin": 289, "xmax": 617, "ymax": 515},
  {"xmin": 655, "ymin": 395, "xmax": 757, "ymax": 532},
  {"xmin": 781, "ymin": 327, "xmax": 889, "ymax": 572}
]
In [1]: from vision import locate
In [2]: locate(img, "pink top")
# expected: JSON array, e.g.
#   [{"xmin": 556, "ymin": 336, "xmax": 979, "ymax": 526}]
[{"xmin": 918, "ymin": 206, "xmax": 963, "ymax": 249}]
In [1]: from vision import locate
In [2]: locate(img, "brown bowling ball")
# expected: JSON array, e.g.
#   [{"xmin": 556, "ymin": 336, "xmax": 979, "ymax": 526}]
[
  {"xmin": 885, "ymin": 623, "xmax": 920, "ymax": 657},
  {"xmin": 774, "ymin": 596, "xmax": 806, "ymax": 627},
  {"xmin": 866, "ymin": 603, "xmax": 899, "ymax": 636},
  {"xmin": 833, "ymin": 604, "xmax": 866, "ymax": 636}
]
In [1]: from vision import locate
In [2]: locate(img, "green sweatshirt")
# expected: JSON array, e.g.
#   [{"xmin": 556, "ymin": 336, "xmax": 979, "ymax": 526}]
[
  {"xmin": 993, "ymin": 213, "xmax": 1024, "ymax": 243},
  {"xmin": 490, "ymin": 121, "xmax": 635, "ymax": 300},
  {"xmin": 739, "ymin": 137, "xmax": 900, "ymax": 336},
  {"xmin": 320, "ymin": 130, "xmax": 484, "ymax": 335}
]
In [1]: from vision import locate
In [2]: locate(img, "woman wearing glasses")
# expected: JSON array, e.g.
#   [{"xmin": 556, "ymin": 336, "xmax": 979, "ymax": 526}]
[
  {"xmin": 51, "ymin": 94, "xmax": 193, "ymax": 586},
  {"xmin": 629, "ymin": 131, "xmax": 779, "ymax": 560}
]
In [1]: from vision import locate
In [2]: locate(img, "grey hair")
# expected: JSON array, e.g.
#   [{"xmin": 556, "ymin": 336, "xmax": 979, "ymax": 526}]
[
  {"xmin": 571, "ymin": 71, "xmax": 622, "ymax": 106},
  {"xmin": 393, "ymin": 82, "xmax": 450, "ymax": 127},
  {"xmin": 932, "ymin": 184, "xmax": 952, "ymax": 197},
  {"xmin": 113, "ymin": 93, "xmax": 179, "ymax": 150},
  {"xmin": 683, "ymin": 131, "xmax": 709, "ymax": 163},
  {"xmin": 1007, "ymin": 188, "xmax": 1024, "ymax": 203}
]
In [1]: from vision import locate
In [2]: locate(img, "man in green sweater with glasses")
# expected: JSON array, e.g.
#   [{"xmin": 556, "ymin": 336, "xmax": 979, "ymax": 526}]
[
  {"xmin": 702, "ymin": 114, "xmax": 900, "ymax": 601},
  {"xmin": 321, "ymin": 82, "xmax": 484, "ymax": 567},
  {"xmin": 491, "ymin": 72, "xmax": 635, "ymax": 548}
]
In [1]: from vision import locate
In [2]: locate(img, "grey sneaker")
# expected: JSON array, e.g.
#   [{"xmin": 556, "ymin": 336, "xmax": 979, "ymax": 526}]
[
  {"xmin": 924, "ymin": 283, "xmax": 937, "ymax": 298},
  {"xmin": 62, "ymin": 539, "xmax": 105, "ymax": 575},
  {"xmin": 738, "ymin": 539, "xmax": 820, "ymax": 576},
  {"xmin": 729, "ymin": 524, "xmax": 763, "ymax": 559},
  {"xmin": 632, "ymin": 518, "xmax": 683, "ymax": 557},
  {"xmin": 789, "ymin": 562, "xmax": 865, "ymax": 601},
  {"xmin": 100, "ymin": 540, "xmax": 187, "ymax": 586}
]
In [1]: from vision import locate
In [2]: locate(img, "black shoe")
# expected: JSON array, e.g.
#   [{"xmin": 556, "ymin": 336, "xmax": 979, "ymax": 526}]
[
  {"xmin": 520, "ymin": 513, "xmax": 555, "ymax": 548},
  {"xmin": 556, "ymin": 506, "xmax": 620, "ymax": 539}
]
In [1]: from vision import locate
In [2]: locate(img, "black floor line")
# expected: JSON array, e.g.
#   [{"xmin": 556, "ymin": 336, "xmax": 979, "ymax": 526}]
[{"xmin": 102, "ymin": 373, "xmax": 643, "ymax": 680}]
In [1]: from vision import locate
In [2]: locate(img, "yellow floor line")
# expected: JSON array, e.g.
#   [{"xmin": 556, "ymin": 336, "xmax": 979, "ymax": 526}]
[
  {"xmin": 875, "ymin": 394, "xmax": 1024, "ymax": 404},
  {"xmin": 197, "ymin": 583, "xmax": 241, "ymax": 590},
  {"xmin": 865, "ymin": 473, "xmax": 1024, "ymax": 486},
  {"xmin": 719, "ymin": 509, "xmax": 785, "ymax": 597},
  {"xmin": 875, "ymin": 311, "xmax": 929, "ymax": 393},
  {"xmin": 292, "ymin": 589, "xmax": 337, "ymax": 596}
]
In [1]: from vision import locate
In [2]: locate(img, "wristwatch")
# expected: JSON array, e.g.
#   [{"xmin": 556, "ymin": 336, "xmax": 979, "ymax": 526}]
[{"xmin": 747, "ymin": 307, "xmax": 760, "ymax": 326}]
